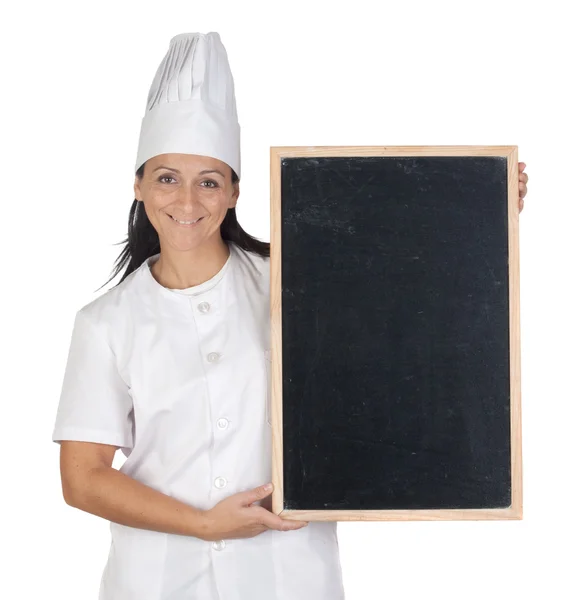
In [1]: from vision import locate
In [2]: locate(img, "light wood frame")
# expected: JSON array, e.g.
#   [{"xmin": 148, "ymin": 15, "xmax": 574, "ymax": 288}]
[{"xmin": 269, "ymin": 145, "xmax": 522, "ymax": 521}]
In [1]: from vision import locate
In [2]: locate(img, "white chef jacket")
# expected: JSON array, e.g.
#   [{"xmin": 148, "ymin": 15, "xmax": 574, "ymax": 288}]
[{"xmin": 52, "ymin": 240, "xmax": 345, "ymax": 600}]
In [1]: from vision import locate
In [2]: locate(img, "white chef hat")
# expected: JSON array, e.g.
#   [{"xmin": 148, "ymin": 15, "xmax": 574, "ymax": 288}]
[{"xmin": 134, "ymin": 32, "xmax": 241, "ymax": 179}]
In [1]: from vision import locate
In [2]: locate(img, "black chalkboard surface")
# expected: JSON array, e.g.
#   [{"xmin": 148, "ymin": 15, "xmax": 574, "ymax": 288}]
[{"xmin": 269, "ymin": 147, "xmax": 522, "ymax": 521}]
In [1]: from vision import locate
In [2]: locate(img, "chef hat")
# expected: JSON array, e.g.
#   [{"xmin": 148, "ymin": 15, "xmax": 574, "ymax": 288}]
[{"xmin": 134, "ymin": 32, "xmax": 241, "ymax": 179}]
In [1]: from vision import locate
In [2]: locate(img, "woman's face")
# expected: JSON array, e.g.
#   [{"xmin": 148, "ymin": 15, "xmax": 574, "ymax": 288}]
[{"xmin": 134, "ymin": 153, "xmax": 239, "ymax": 253}]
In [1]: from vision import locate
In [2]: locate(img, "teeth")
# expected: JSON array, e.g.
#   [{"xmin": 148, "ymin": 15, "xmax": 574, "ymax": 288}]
[{"xmin": 171, "ymin": 215, "xmax": 201, "ymax": 225}]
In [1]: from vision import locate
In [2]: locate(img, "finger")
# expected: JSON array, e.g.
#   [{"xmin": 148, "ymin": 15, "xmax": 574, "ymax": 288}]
[
  {"xmin": 519, "ymin": 162, "xmax": 526, "ymax": 172},
  {"xmin": 276, "ymin": 518, "xmax": 309, "ymax": 531},
  {"xmin": 519, "ymin": 183, "xmax": 527, "ymax": 197},
  {"xmin": 519, "ymin": 173, "xmax": 528, "ymax": 183},
  {"xmin": 259, "ymin": 509, "xmax": 308, "ymax": 531},
  {"xmin": 240, "ymin": 483, "xmax": 273, "ymax": 506}
]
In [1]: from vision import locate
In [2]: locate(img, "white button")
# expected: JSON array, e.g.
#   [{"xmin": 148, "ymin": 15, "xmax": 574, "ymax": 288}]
[
  {"xmin": 198, "ymin": 301, "xmax": 210, "ymax": 313},
  {"xmin": 217, "ymin": 418, "xmax": 229, "ymax": 430},
  {"xmin": 214, "ymin": 476, "xmax": 227, "ymax": 489},
  {"xmin": 207, "ymin": 352, "xmax": 221, "ymax": 363},
  {"xmin": 212, "ymin": 540, "xmax": 226, "ymax": 551}
]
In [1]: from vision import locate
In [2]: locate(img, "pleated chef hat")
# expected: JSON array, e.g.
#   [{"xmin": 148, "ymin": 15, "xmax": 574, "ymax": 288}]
[{"xmin": 134, "ymin": 32, "xmax": 241, "ymax": 178}]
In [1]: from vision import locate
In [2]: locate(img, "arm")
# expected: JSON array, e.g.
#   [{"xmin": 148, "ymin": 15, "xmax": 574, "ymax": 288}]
[
  {"xmin": 60, "ymin": 440, "xmax": 212, "ymax": 540},
  {"xmin": 59, "ymin": 440, "xmax": 305, "ymax": 541}
]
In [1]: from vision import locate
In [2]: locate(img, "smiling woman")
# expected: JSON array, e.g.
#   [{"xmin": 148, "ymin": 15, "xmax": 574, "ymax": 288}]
[
  {"xmin": 52, "ymin": 30, "xmax": 344, "ymax": 600},
  {"xmin": 99, "ymin": 153, "xmax": 269, "ymax": 290}
]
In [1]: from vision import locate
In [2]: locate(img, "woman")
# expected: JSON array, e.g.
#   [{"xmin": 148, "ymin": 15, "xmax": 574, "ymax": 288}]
[
  {"xmin": 52, "ymin": 32, "xmax": 529, "ymax": 600},
  {"xmin": 52, "ymin": 31, "xmax": 345, "ymax": 600}
]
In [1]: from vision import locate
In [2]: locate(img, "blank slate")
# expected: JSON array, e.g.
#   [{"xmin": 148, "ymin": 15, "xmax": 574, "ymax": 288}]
[{"xmin": 269, "ymin": 146, "xmax": 522, "ymax": 521}]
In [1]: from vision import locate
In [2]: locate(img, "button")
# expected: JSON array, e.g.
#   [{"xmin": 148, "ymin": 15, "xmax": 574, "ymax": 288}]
[
  {"xmin": 198, "ymin": 301, "xmax": 210, "ymax": 313},
  {"xmin": 212, "ymin": 540, "xmax": 226, "ymax": 551},
  {"xmin": 217, "ymin": 418, "xmax": 229, "ymax": 430},
  {"xmin": 207, "ymin": 352, "xmax": 221, "ymax": 363},
  {"xmin": 214, "ymin": 476, "xmax": 227, "ymax": 489}
]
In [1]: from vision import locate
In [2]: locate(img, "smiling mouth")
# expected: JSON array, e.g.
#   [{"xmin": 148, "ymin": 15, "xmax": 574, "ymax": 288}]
[{"xmin": 167, "ymin": 213, "xmax": 204, "ymax": 226}]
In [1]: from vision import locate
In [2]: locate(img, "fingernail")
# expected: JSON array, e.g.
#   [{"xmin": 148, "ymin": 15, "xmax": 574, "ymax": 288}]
[{"xmin": 264, "ymin": 483, "xmax": 273, "ymax": 491}]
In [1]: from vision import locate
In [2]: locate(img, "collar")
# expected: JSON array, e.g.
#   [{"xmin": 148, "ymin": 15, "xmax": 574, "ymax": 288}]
[{"xmin": 137, "ymin": 242, "xmax": 234, "ymax": 303}]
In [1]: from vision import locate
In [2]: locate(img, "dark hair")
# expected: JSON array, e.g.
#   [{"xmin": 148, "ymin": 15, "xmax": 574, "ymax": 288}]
[{"xmin": 98, "ymin": 162, "xmax": 270, "ymax": 291}]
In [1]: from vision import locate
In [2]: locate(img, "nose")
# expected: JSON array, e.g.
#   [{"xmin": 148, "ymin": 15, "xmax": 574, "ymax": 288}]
[{"xmin": 175, "ymin": 184, "xmax": 201, "ymax": 213}]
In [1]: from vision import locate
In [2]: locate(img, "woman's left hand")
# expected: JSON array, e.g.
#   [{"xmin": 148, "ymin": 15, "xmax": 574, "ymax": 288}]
[{"xmin": 519, "ymin": 162, "xmax": 528, "ymax": 214}]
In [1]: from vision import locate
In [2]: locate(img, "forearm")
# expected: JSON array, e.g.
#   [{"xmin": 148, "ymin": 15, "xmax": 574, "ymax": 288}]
[{"xmin": 67, "ymin": 466, "xmax": 212, "ymax": 540}]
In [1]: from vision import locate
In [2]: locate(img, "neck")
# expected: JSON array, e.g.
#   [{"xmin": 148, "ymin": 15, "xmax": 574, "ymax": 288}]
[{"xmin": 150, "ymin": 238, "xmax": 231, "ymax": 290}]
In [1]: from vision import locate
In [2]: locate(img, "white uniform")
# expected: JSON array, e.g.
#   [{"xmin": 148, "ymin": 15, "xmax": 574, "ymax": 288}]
[{"xmin": 52, "ymin": 240, "xmax": 345, "ymax": 600}]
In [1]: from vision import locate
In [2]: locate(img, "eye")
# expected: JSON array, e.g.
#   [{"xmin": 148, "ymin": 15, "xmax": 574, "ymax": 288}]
[
  {"xmin": 158, "ymin": 175, "xmax": 176, "ymax": 184},
  {"xmin": 201, "ymin": 179, "xmax": 218, "ymax": 188}
]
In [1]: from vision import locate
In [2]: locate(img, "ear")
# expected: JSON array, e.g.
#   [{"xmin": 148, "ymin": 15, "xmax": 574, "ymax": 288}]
[{"xmin": 134, "ymin": 176, "xmax": 143, "ymax": 202}]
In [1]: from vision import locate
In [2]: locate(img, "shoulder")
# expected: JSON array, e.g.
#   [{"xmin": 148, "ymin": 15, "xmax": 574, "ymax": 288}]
[
  {"xmin": 75, "ymin": 264, "xmax": 144, "ymax": 338},
  {"xmin": 230, "ymin": 242, "xmax": 270, "ymax": 283}
]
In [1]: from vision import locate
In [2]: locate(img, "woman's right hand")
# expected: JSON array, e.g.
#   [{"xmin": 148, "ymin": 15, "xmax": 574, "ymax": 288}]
[{"xmin": 199, "ymin": 483, "xmax": 309, "ymax": 541}]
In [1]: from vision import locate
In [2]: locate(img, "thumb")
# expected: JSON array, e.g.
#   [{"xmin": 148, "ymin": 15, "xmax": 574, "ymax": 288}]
[{"xmin": 240, "ymin": 483, "xmax": 273, "ymax": 506}]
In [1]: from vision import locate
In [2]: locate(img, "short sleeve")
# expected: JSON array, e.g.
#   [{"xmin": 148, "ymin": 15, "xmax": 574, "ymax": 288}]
[{"xmin": 52, "ymin": 309, "xmax": 135, "ymax": 451}]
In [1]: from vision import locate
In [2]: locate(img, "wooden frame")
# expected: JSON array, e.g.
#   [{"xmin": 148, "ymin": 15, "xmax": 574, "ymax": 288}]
[{"xmin": 269, "ymin": 145, "xmax": 522, "ymax": 521}]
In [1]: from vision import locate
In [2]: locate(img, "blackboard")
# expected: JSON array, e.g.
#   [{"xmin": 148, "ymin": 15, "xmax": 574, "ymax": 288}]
[{"xmin": 269, "ymin": 146, "xmax": 522, "ymax": 521}]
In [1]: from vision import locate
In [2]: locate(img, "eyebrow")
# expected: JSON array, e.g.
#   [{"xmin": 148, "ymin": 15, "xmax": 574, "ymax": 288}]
[{"xmin": 152, "ymin": 165, "xmax": 225, "ymax": 179}]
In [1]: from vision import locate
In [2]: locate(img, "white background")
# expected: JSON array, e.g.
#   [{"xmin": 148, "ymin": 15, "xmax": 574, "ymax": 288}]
[{"xmin": 1, "ymin": 0, "xmax": 582, "ymax": 598}]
